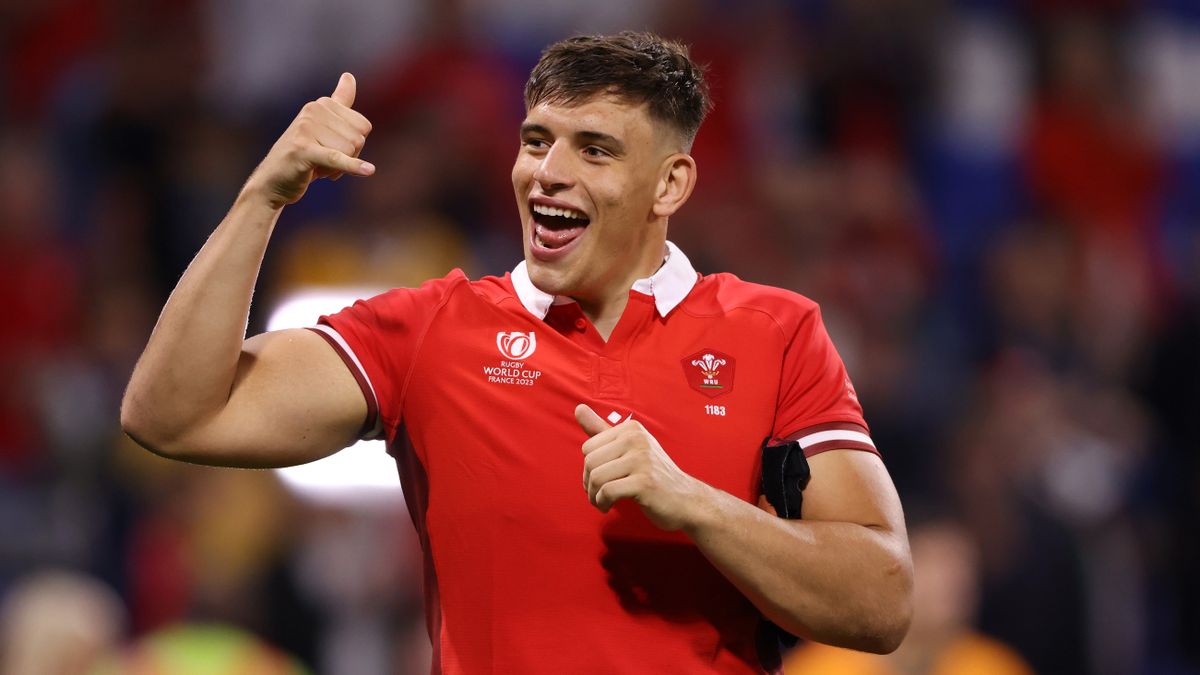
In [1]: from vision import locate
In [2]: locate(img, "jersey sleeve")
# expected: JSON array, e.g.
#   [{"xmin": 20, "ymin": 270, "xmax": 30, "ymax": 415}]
[
  {"xmin": 773, "ymin": 304, "xmax": 878, "ymax": 458},
  {"xmin": 305, "ymin": 272, "xmax": 461, "ymax": 439}
]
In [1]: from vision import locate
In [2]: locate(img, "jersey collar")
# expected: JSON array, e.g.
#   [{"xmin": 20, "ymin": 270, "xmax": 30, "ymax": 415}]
[{"xmin": 511, "ymin": 241, "xmax": 698, "ymax": 320}]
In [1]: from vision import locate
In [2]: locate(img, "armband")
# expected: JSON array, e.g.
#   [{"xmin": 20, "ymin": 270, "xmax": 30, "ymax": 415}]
[
  {"xmin": 755, "ymin": 438, "xmax": 812, "ymax": 668},
  {"xmin": 760, "ymin": 438, "xmax": 811, "ymax": 519}
]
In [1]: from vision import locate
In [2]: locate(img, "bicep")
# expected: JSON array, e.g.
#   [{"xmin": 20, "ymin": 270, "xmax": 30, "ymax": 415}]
[
  {"xmin": 801, "ymin": 450, "xmax": 907, "ymax": 539},
  {"xmin": 182, "ymin": 328, "xmax": 368, "ymax": 468}
]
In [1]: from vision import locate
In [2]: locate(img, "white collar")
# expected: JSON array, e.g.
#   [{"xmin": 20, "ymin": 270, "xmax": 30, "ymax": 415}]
[{"xmin": 510, "ymin": 241, "xmax": 698, "ymax": 320}]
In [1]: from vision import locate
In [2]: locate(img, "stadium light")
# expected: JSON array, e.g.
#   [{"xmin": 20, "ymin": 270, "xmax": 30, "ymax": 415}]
[{"xmin": 266, "ymin": 289, "xmax": 403, "ymax": 510}]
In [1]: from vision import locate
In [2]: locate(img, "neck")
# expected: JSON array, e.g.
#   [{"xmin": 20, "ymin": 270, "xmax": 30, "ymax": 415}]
[
  {"xmin": 575, "ymin": 240, "xmax": 668, "ymax": 341},
  {"xmin": 578, "ymin": 294, "xmax": 628, "ymax": 342}
]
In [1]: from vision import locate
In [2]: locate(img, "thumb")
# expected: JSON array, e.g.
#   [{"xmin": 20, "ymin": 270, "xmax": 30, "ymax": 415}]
[
  {"xmin": 331, "ymin": 72, "xmax": 356, "ymax": 108},
  {"xmin": 574, "ymin": 404, "xmax": 611, "ymax": 437}
]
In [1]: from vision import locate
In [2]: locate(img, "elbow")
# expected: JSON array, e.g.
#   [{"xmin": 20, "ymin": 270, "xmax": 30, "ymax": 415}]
[
  {"xmin": 825, "ymin": 592, "xmax": 912, "ymax": 655},
  {"xmin": 119, "ymin": 396, "xmax": 162, "ymax": 456},
  {"xmin": 777, "ymin": 590, "xmax": 912, "ymax": 655},
  {"xmin": 858, "ymin": 604, "xmax": 912, "ymax": 654},
  {"xmin": 852, "ymin": 557, "xmax": 915, "ymax": 654},
  {"xmin": 119, "ymin": 390, "xmax": 184, "ymax": 460},
  {"xmin": 807, "ymin": 549, "xmax": 914, "ymax": 654}
]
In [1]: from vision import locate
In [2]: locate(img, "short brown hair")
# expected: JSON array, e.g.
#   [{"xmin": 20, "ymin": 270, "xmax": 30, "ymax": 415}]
[{"xmin": 524, "ymin": 31, "xmax": 712, "ymax": 148}]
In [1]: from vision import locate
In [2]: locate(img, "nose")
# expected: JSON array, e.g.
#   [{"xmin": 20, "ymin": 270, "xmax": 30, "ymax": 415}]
[{"xmin": 532, "ymin": 140, "xmax": 574, "ymax": 192}]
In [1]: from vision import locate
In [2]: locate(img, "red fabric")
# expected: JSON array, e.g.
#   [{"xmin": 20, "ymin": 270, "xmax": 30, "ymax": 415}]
[{"xmin": 318, "ymin": 268, "xmax": 872, "ymax": 674}]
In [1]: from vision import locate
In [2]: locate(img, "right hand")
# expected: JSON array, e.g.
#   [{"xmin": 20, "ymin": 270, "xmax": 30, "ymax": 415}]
[{"xmin": 245, "ymin": 72, "xmax": 375, "ymax": 209}]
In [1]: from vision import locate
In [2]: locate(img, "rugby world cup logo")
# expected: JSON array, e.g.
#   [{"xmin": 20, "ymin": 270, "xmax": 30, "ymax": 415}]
[{"xmin": 496, "ymin": 331, "xmax": 537, "ymax": 361}]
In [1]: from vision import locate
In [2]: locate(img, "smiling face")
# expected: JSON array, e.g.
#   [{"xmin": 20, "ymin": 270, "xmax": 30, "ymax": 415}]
[{"xmin": 512, "ymin": 95, "xmax": 692, "ymax": 310}]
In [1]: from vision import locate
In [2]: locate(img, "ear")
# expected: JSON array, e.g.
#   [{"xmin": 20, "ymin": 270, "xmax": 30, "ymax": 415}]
[{"xmin": 652, "ymin": 153, "xmax": 697, "ymax": 219}]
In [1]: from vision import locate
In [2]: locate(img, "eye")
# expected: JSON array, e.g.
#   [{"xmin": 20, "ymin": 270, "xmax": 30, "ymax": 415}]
[
  {"xmin": 522, "ymin": 138, "xmax": 549, "ymax": 151},
  {"xmin": 583, "ymin": 146, "xmax": 610, "ymax": 159}
]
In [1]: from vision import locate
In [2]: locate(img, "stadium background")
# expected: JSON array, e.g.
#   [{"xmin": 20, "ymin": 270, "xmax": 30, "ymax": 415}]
[{"xmin": 2, "ymin": 0, "xmax": 1199, "ymax": 673}]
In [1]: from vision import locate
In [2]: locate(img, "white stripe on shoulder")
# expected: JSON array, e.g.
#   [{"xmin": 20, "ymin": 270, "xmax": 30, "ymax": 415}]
[
  {"xmin": 794, "ymin": 429, "xmax": 876, "ymax": 450},
  {"xmin": 310, "ymin": 324, "xmax": 380, "ymax": 410}
]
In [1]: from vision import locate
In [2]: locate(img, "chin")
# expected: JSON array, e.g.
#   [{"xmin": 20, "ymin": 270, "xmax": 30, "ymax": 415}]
[{"xmin": 526, "ymin": 261, "xmax": 573, "ymax": 296}]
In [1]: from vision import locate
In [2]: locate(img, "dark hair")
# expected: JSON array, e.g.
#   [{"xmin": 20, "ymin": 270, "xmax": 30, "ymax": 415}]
[{"xmin": 524, "ymin": 31, "xmax": 712, "ymax": 148}]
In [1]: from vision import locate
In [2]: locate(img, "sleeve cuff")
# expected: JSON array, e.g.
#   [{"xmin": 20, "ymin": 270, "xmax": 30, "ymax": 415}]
[
  {"xmin": 785, "ymin": 422, "xmax": 878, "ymax": 458},
  {"xmin": 306, "ymin": 324, "xmax": 384, "ymax": 439}
]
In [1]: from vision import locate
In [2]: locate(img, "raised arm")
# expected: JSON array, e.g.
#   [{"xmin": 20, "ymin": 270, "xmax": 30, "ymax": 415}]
[{"xmin": 121, "ymin": 74, "xmax": 376, "ymax": 468}]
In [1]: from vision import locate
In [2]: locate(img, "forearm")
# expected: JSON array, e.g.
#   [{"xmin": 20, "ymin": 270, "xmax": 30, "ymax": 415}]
[
  {"xmin": 120, "ymin": 75, "xmax": 374, "ymax": 462},
  {"xmin": 684, "ymin": 485, "xmax": 912, "ymax": 653},
  {"xmin": 121, "ymin": 188, "xmax": 281, "ymax": 450}
]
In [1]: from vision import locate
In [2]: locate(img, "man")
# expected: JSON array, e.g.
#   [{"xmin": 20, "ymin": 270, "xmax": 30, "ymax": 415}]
[{"xmin": 122, "ymin": 32, "xmax": 912, "ymax": 674}]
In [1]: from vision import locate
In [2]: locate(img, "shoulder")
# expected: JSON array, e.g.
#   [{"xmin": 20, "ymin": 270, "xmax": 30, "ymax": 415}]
[
  {"xmin": 361, "ymin": 269, "xmax": 469, "ymax": 306},
  {"xmin": 348, "ymin": 269, "xmax": 527, "ymax": 326},
  {"xmin": 683, "ymin": 272, "xmax": 820, "ymax": 333},
  {"xmin": 467, "ymin": 271, "xmax": 522, "ymax": 306},
  {"xmin": 359, "ymin": 268, "xmax": 506, "ymax": 312}
]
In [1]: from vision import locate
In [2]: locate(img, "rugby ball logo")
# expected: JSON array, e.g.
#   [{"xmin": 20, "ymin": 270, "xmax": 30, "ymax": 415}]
[{"xmin": 496, "ymin": 331, "xmax": 537, "ymax": 361}]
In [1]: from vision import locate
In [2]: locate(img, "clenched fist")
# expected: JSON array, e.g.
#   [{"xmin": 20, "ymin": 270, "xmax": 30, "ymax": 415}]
[
  {"xmin": 576, "ymin": 404, "xmax": 709, "ymax": 531},
  {"xmin": 244, "ymin": 72, "xmax": 375, "ymax": 210}
]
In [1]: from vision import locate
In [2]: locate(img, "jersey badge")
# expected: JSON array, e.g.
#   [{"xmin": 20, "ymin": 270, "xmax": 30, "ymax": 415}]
[
  {"xmin": 484, "ymin": 331, "xmax": 542, "ymax": 387},
  {"xmin": 681, "ymin": 349, "xmax": 736, "ymax": 398},
  {"xmin": 496, "ymin": 331, "xmax": 537, "ymax": 360}
]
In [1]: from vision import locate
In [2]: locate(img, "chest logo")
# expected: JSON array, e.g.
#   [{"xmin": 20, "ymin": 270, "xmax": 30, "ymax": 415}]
[
  {"xmin": 496, "ymin": 331, "xmax": 537, "ymax": 361},
  {"xmin": 485, "ymin": 331, "xmax": 542, "ymax": 387},
  {"xmin": 681, "ymin": 348, "xmax": 736, "ymax": 398}
]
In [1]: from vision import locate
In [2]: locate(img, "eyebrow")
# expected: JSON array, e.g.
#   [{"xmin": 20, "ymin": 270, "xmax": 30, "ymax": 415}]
[
  {"xmin": 520, "ymin": 123, "xmax": 550, "ymax": 137},
  {"xmin": 520, "ymin": 123, "xmax": 626, "ymax": 156},
  {"xmin": 577, "ymin": 130, "xmax": 625, "ymax": 155}
]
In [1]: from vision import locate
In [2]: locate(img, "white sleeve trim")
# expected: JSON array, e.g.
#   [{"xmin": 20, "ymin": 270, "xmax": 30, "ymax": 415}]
[
  {"xmin": 311, "ymin": 323, "xmax": 381, "ymax": 415},
  {"xmin": 794, "ymin": 429, "xmax": 876, "ymax": 450}
]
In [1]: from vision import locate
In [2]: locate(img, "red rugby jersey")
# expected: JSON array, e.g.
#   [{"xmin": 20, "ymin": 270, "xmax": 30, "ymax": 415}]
[{"xmin": 309, "ymin": 242, "xmax": 875, "ymax": 674}]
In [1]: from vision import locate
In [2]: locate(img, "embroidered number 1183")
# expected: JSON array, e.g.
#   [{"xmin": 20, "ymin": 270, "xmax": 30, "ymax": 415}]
[{"xmin": 704, "ymin": 404, "xmax": 726, "ymax": 416}]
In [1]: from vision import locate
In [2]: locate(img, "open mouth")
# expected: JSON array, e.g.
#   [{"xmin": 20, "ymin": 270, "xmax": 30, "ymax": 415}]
[{"xmin": 531, "ymin": 202, "xmax": 590, "ymax": 250}]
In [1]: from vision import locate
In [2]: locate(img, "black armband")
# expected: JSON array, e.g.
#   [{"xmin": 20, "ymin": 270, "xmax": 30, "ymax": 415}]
[
  {"xmin": 760, "ymin": 438, "xmax": 811, "ymax": 519},
  {"xmin": 755, "ymin": 438, "xmax": 812, "ymax": 668}
]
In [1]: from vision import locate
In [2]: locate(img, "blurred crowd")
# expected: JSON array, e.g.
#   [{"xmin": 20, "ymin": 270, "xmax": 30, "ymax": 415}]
[{"xmin": 2, "ymin": 0, "xmax": 1199, "ymax": 673}]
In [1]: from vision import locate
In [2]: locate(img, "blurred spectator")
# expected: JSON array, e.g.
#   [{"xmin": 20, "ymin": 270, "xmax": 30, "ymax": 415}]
[
  {"xmin": 0, "ymin": 0, "xmax": 106, "ymax": 124},
  {"xmin": 1141, "ymin": 227, "xmax": 1200, "ymax": 670},
  {"xmin": 0, "ymin": 129, "xmax": 82, "ymax": 475},
  {"xmin": 1022, "ymin": 15, "xmax": 1165, "ymax": 331},
  {"xmin": 0, "ymin": 570, "xmax": 125, "ymax": 675},
  {"xmin": 90, "ymin": 623, "xmax": 307, "ymax": 675},
  {"xmin": 110, "ymin": 447, "xmax": 293, "ymax": 635},
  {"xmin": 949, "ymin": 350, "xmax": 1151, "ymax": 675},
  {"xmin": 922, "ymin": 9, "xmax": 1029, "ymax": 274},
  {"xmin": 202, "ymin": 0, "xmax": 424, "ymax": 119}
]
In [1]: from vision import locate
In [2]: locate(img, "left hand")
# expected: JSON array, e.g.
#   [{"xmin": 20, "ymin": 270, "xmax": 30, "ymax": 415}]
[{"xmin": 575, "ymin": 404, "xmax": 707, "ymax": 531}]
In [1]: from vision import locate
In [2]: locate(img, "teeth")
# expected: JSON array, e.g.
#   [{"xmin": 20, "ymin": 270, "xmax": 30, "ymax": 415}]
[{"xmin": 532, "ymin": 203, "xmax": 585, "ymax": 220}]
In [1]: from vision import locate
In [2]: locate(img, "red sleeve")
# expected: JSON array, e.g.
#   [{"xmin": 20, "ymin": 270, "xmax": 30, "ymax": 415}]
[
  {"xmin": 305, "ymin": 271, "xmax": 463, "ymax": 439},
  {"xmin": 772, "ymin": 304, "xmax": 877, "ymax": 458}
]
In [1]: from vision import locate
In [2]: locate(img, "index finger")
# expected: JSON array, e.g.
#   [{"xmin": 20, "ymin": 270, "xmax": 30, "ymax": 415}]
[{"xmin": 318, "ymin": 96, "xmax": 373, "ymax": 136}]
